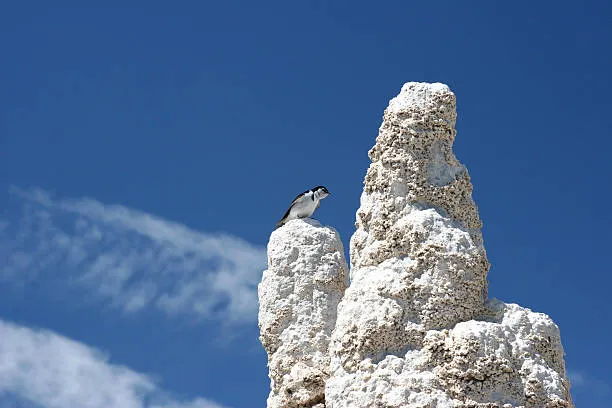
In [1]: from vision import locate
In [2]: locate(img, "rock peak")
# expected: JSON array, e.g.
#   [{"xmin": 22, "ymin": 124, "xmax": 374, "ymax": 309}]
[
  {"xmin": 353, "ymin": 81, "xmax": 483, "ymax": 272},
  {"xmin": 386, "ymin": 82, "xmax": 453, "ymax": 113},
  {"xmin": 259, "ymin": 219, "xmax": 348, "ymax": 408}
]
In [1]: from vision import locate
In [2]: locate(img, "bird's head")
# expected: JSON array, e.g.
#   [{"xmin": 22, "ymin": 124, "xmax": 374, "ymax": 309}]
[{"xmin": 313, "ymin": 186, "xmax": 330, "ymax": 199}]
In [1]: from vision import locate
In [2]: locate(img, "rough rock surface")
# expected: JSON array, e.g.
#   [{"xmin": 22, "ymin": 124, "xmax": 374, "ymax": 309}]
[
  {"xmin": 259, "ymin": 82, "xmax": 573, "ymax": 408},
  {"xmin": 327, "ymin": 299, "xmax": 572, "ymax": 407},
  {"xmin": 333, "ymin": 82, "xmax": 490, "ymax": 368},
  {"xmin": 259, "ymin": 219, "xmax": 349, "ymax": 408}
]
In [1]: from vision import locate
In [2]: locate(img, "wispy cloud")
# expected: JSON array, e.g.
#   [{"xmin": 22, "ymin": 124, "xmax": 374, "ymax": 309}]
[
  {"xmin": 567, "ymin": 368, "xmax": 611, "ymax": 408},
  {"xmin": 1, "ymin": 187, "xmax": 267, "ymax": 324},
  {"xmin": 568, "ymin": 368, "xmax": 611, "ymax": 392},
  {"xmin": 0, "ymin": 319, "xmax": 227, "ymax": 408}
]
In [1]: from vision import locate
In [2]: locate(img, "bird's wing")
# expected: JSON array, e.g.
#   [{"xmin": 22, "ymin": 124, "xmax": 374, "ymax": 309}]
[
  {"xmin": 290, "ymin": 190, "xmax": 311, "ymax": 205},
  {"xmin": 278, "ymin": 205, "xmax": 293, "ymax": 223},
  {"xmin": 276, "ymin": 190, "xmax": 311, "ymax": 227}
]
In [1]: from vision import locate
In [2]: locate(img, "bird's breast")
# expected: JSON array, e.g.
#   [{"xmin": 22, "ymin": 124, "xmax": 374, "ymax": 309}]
[{"xmin": 291, "ymin": 197, "xmax": 318, "ymax": 218}]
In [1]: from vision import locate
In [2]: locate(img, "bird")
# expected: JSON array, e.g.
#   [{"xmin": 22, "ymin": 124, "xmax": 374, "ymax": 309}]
[{"xmin": 276, "ymin": 186, "xmax": 330, "ymax": 228}]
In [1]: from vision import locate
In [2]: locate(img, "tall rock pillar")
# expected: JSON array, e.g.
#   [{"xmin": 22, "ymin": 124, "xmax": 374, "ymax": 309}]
[
  {"xmin": 259, "ymin": 220, "xmax": 349, "ymax": 408},
  {"xmin": 258, "ymin": 82, "xmax": 574, "ymax": 408},
  {"xmin": 326, "ymin": 82, "xmax": 573, "ymax": 408}
]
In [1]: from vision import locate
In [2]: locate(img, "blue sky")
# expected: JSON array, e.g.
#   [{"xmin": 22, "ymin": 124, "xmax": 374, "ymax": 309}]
[{"xmin": 1, "ymin": 1, "xmax": 610, "ymax": 407}]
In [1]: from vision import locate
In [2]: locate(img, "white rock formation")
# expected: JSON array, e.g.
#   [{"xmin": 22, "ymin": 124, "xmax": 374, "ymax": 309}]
[
  {"xmin": 259, "ymin": 219, "xmax": 349, "ymax": 408},
  {"xmin": 259, "ymin": 82, "xmax": 573, "ymax": 408}
]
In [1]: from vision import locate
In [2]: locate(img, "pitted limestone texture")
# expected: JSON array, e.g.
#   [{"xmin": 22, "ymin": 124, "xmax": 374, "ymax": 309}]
[
  {"xmin": 325, "ymin": 82, "xmax": 573, "ymax": 407},
  {"xmin": 351, "ymin": 82, "xmax": 485, "ymax": 271},
  {"xmin": 326, "ymin": 301, "xmax": 572, "ymax": 408}
]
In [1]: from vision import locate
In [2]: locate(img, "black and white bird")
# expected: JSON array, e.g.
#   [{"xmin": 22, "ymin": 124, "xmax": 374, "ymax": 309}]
[{"xmin": 276, "ymin": 186, "xmax": 330, "ymax": 228}]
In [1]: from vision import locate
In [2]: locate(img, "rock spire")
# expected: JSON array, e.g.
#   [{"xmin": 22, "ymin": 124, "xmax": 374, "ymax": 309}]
[{"xmin": 259, "ymin": 83, "xmax": 573, "ymax": 408}]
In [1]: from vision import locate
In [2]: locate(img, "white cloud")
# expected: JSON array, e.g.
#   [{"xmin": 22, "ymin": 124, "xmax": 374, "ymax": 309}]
[
  {"xmin": 567, "ymin": 369, "xmax": 585, "ymax": 387},
  {"xmin": 1, "ymin": 187, "xmax": 267, "ymax": 324},
  {"xmin": 568, "ymin": 368, "xmax": 611, "ymax": 393},
  {"xmin": 567, "ymin": 368, "xmax": 611, "ymax": 408},
  {"xmin": 0, "ymin": 319, "xmax": 226, "ymax": 408}
]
